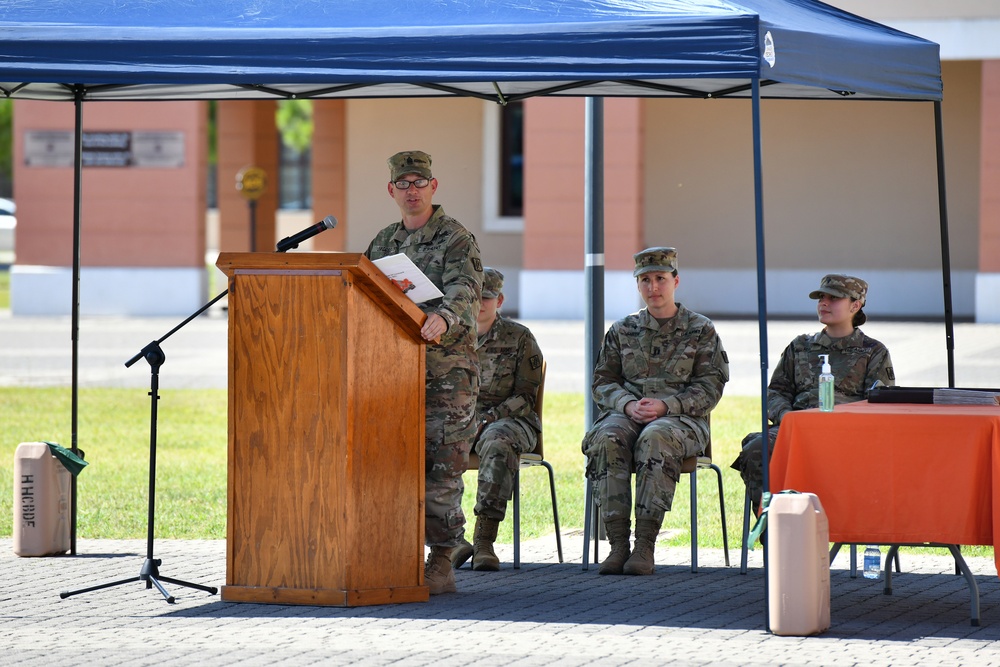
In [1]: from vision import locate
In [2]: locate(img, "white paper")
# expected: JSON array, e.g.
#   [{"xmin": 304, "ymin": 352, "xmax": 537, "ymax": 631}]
[
  {"xmin": 371, "ymin": 253, "xmax": 444, "ymax": 304},
  {"xmin": 932, "ymin": 388, "xmax": 1000, "ymax": 406}
]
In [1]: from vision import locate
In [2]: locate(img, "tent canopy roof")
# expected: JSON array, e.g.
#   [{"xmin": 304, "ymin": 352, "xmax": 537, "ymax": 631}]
[{"xmin": 0, "ymin": 0, "xmax": 941, "ymax": 103}]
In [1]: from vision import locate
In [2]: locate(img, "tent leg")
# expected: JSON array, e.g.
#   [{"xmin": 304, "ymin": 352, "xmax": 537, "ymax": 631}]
[
  {"xmin": 70, "ymin": 88, "xmax": 85, "ymax": 556},
  {"xmin": 583, "ymin": 96, "xmax": 605, "ymax": 570},
  {"xmin": 934, "ymin": 101, "xmax": 956, "ymax": 387},
  {"xmin": 750, "ymin": 77, "xmax": 771, "ymax": 633}
]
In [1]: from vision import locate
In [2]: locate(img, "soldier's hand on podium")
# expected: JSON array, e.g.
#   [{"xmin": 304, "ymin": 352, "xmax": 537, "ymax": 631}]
[{"xmin": 421, "ymin": 312, "xmax": 447, "ymax": 343}]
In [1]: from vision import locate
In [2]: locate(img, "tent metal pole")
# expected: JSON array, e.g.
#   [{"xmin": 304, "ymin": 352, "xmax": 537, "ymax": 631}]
[
  {"xmin": 934, "ymin": 101, "xmax": 956, "ymax": 387},
  {"xmin": 70, "ymin": 87, "xmax": 84, "ymax": 555},
  {"xmin": 751, "ymin": 77, "xmax": 771, "ymax": 631},
  {"xmin": 581, "ymin": 97, "xmax": 604, "ymax": 570}
]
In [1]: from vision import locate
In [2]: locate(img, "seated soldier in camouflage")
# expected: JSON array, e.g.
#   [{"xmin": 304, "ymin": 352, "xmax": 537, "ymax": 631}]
[
  {"xmin": 582, "ymin": 247, "xmax": 730, "ymax": 576},
  {"xmin": 452, "ymin": 268, "xmax": 544, "ymax": 571},
  {"xmin": 731, "ymin": 274, "xmax": 895, "ymax": 517}
]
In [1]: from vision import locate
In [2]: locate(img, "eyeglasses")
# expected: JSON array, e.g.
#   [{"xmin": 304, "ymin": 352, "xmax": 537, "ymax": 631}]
[{"xmin": 392, "ymin": 178, "xmax": 431, "ymax": 190}]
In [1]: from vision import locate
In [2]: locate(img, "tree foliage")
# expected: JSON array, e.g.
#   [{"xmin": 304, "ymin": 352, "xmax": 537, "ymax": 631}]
[
  {"xmin": 0, "ymin": 99, "xmax": 12, "ymax": 190},
  {"xmin": 275, "ymin": 99, "xmax": 313, "ymax": 155}
]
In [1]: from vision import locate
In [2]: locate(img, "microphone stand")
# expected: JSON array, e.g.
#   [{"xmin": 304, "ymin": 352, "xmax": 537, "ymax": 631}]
[
  {"xmin": 60, "ymin": 289, "xmax": 228, "ymax": 603},
  {"xmin": 60, "ymin": 224, "xmax": 327, "ymax": 603}
]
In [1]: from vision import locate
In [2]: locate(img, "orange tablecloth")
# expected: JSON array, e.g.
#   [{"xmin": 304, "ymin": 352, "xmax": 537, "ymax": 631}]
[{"xmin": 769, "ymin": 401, "xmax": 1000, "ymax": 576}]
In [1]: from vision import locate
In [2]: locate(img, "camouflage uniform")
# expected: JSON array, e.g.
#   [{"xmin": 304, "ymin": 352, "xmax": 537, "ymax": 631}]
[
  {"xmin": 582, "ymin": 305, "xmax": 730, "ymax": 523},
  {"xmin": 731, "ymin": 289, "xmax": 895, "ymax": 509},
  {"xmin": 365, "ymin": 203, "xmax": 483, "ymax": 547},
  {"xmin": 473, "ymin": 313, "xmax": 543, "ymax": 521}
]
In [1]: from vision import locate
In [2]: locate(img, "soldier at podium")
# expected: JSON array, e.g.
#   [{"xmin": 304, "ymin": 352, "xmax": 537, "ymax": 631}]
[
  {"xmin": 365, "ymin": 150, "xmax": 484, "ymax": 595},
  {"xmin": 451, "ymin": 267, "xmax": 543, "ymax": 572}
]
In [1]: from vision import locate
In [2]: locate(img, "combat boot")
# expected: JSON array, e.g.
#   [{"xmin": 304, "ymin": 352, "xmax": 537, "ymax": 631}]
[
  {"xmin": 450, "ymin": 536, "xmax": 474, "ymax": 569},
  {"xmin": 598, "ymin": 518, "xmax": 631, "ymax": 575},
  {"xmin": 623, "ymin": 518, "xmax": 661, "ymax": 575},
  {"xmin": 425, "ymin": 546, "xmax": 457, "ymax": 594},
  {"xmin": 472, "ymin": 517, "xmax": 501, "ymax": 571}
]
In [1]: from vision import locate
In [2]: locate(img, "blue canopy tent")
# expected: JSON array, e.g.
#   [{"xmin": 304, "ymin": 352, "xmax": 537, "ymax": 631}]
[{"xmin": 1, "ymin": 0, "xmax": 946, "ymax": 625}]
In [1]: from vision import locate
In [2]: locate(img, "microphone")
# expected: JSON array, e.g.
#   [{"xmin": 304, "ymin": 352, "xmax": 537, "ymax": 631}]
[{"xmin": 276, "ymin": 215, "xmax": 338, "ymax": 252}]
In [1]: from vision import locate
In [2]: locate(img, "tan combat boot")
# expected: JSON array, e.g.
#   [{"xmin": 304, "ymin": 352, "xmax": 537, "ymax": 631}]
[
  {"xmin": 623, "ymin": 518, "xmax": 661, "ymax": 575},
  {"xmin": 472, "ymin": 517, "xmax": 501, "ymax": 571},
  {"xmin": 450, "ymin": 536, "xmax": 474, "ymax": 569},
  {"xmin": 598, "ymin": 518, "xmax": 631, "ymax": 575},
  {"xmin": 425, "ymin": 546, "xmax": 457, "ymax": 594}
]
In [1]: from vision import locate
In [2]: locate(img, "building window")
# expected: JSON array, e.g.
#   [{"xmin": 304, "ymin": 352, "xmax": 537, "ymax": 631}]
[
  {"xmin": 482, "ymin": 102, "xmax": 524, "ymax": 233},
  {"xmin": 499, "ymin": 102, "xmax": 524, "ymax": 218},
  {"xmin": 278, "ymin": 141, "xmax": 312, "ymax": 210}
]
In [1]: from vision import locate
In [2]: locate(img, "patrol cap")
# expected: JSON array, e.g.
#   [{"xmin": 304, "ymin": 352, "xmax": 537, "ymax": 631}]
[
  {"xmin": 632, "ymin": 247, "xmax": 678, "ymax": 277},
  {"xmin": 388, "ymin": 150, "xmax": 432, "ymax": 181},
  {"xmin": 482, "ymin": 267, "xmax": 504, "ymax": 299},
  {"xmin": 809, "ymin": 274, "xmax": 868, "ymax": 306}
]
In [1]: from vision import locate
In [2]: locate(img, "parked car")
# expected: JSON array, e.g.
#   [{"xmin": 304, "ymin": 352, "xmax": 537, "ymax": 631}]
[{"xmin": 0, "ymin": 197, "xmax": 15, "ymax": 265}]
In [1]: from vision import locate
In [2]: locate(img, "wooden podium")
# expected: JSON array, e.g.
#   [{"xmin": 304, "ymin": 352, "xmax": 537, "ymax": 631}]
[{"xmin": 216, "ymin": 252, "xmax": 429, "ymax": 606}]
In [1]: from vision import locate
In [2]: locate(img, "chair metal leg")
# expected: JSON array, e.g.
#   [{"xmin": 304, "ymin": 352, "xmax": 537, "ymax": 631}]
[
  {"xmin": 710, "ymin": 464, "xmax": 730, "ymax": 567},
  {"xmin": 690, "ymin": 470, "xmax": 698, "ymax": 572},
  {"xmin": 513, "ymin": 470, "xmax": 521, "ymax": 569},
  {"xmin": 582, "ymin": 477, "xmax": 594, "ymax": 570},
  {"xmin": 583, "ymin": 477, "xmax": 602, "ymax": 569},
  {"xmin": 690, "ymin": 465, "xmax": 730, "ymax": 572},
  {"xmin": 740, "ymin": 489, "xmax": 751, "ymax": 574},
  {"xmin": 512, "ymin": 460, "xmax": 561, "ymax": 570},
  {"xmin": 539, "ymin": 461, "xmax": 563, "ymax": 563}
]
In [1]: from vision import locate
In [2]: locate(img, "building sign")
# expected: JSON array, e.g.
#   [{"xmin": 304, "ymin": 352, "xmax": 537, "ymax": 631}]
[
  {"xmin": 23, "ymin": 130, "xmax": 186, "ymax": 168},
  {"xmin": 82, "ymin": 132, "xmax": 132, "ymax": 167},
  {"xmin": 236, "ymin": 166, "xmax": 267, "ymax": 201}
]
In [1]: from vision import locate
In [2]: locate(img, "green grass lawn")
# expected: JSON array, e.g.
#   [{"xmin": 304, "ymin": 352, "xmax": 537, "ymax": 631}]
[
  {"xmin": 0, "ymin": 269, "xmax": 9, "ymax": 309},
  {"xmin": 0, "ymin": 388, "xmax": 753, "ymax": 545},
  {"xmin": 0, "ymin": 387, "xmax": 990, "ymax": 561},
  {"xmin": 2, "ymin": 388, "xmax": 228, "ymax": 539}
]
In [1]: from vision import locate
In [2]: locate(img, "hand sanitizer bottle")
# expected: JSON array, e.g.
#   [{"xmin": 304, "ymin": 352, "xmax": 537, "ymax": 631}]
[{"xmin": 818, "ymin": 354, "xmax": 834, "ymax": 412}]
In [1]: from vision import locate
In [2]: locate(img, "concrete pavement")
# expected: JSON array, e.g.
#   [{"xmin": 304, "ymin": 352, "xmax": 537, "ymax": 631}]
[{"xmin": 2, "ymin": 537, "xmax": 1000, "ymax": 666}]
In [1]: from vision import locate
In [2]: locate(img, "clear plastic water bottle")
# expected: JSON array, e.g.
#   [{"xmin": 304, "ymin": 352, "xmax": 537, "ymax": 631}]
[{"xmin": 863, "ymin": 545, "xmax": 881, "ymax": 579}]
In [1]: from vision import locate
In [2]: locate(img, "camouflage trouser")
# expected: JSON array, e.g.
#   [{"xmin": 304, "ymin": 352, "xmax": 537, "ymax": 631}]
[
  {"xmin": 472, "ymin": 418, "xmax": 538, "ymax": 521},
  {"xmin": 729, "ymin": 428, "xmax": 780, "ymax": 513},
  {"xmin": 424, "ymin": 367, "xmax": 478, "ymax": 548},
  {"xmin": 582, "ymin": 412, "xmax": 704, "ymax": 523}
]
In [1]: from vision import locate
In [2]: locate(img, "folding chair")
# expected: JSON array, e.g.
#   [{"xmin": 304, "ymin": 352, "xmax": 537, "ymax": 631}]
[{"xmin": 583, "ymin": 424, "xmax": 730, "ymax": 573}]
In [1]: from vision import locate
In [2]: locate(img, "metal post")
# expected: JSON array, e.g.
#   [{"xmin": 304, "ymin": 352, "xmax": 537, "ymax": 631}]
[
  {"xmin": 581, "ymin": 97, "xmax": 605, "ymax": 569},
  {"xmin": 751, "ymin": 78, "xmax": 771, "ymax": 631}
]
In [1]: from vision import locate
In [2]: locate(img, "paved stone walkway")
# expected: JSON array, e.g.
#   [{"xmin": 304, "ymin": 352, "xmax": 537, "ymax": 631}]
[{"xmin": 3, "ymin": 537, "xmax": 1000, "ymax": 666}]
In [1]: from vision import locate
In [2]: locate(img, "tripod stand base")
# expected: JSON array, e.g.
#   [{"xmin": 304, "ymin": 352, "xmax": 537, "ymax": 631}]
[{"xmin": 60, "ymin": 557, "xmax": 218, "ymax": 603}]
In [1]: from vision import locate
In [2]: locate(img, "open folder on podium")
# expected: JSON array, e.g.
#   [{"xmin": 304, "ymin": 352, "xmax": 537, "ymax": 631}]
[
  {"xmin": 370, "ymin": 253, "xmax": 443, "ymax": 304},
  {"xmin": 216, "ymin": 252, "xmax": 430, "ymax": 606}
]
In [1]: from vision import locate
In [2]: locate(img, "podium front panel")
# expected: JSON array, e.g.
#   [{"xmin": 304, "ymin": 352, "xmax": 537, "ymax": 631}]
[{"xmin": 222, "ymin": 263, "xmax": 427, "ymax": 605}]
